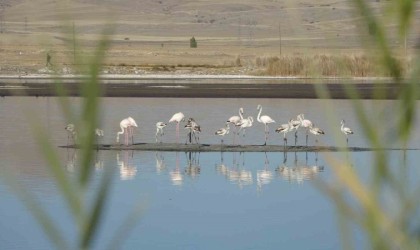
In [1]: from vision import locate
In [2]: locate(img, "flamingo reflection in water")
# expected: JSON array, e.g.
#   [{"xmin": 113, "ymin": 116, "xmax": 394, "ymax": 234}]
[
  {"xmin": 66, "ymin": 148, "xmax": 77, "ymax": 173},
  {"xmin": 276, "ymin": 151, "xmax": 324, "ymax": 184},
  {"xmin": 170, "ymin": 152, "xmax": 183, "ymax": 186},
  {"xmin": 117, "ymin": 151, "xmax": 137, "ymax": 181},
  {"xmin": 257, "ymin": 152, "xmax": 274, "ymax": 193},
  {"xmin": 215, "ymin": 152, "xmax": 253, "ymax": 189},
  {"xmin": 184, "ymin": 152, "xmax": 201, "ymax": 180},
  {"xmin": 155, "ymin": 152, "xmax": 166, "ymax": 174}
]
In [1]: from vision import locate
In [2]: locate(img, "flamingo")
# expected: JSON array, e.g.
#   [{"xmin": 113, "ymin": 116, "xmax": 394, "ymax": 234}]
[
  {"xmin": 227, "ymin": 107, "xmax": 244, "ymax": 144},
  {"xmin": 309, "ymin": 124, "xmax": 325, "ymax": 144},
  {"xmin": 340, "ymin": 119, "xmax": 354, "ymax": 145},
  {"xmin": 116, "ymin": 117, "xmax": 138, "ymax": 145},
  {"xmin": 156, "ymin": 122, "xmax": 167, "ymax": 143},
  {"xmin": 95, "ymin": 128, "xmax": 104, "ymax": 148},
  {"xmin": 65, "ymin": 123, "xmax": 77, "ymax": 145},
  {"xmin": 185, "ymin": 118, "xmax": 200, "ymax": 144},
  {"xmin": 169, "ymin": 112, "xmax": 185, "ymax": 143},
  {"xmin": 275, "ymin": 120, "xmax": 293, "ymax": 147},
  {"xmin": 192, "ymin": 124, "xmax": 201, "ymax": 144},
  {"xmin": 298, "ymin": 114, "xmax": 313, "ymax": 146},
  {"xmin": 95, "ymin": 128, "xmax": 104, "ymax": 137},
  {"xmin": 290, "ymin": 116, "xmax": 301, "ymax": 145},
  {"xmin": 237, "ymin": 116, "xmax": 253, "ymax": 143},
  {"xmin": 127, "ymin": 117, "xmax": 138, "ymax": 144},
  {"xmin": 257, "ymin": 104, "xmax": 276, "ymax": 145},
  {"xmin": 215, "ymin": 122, "xmax": 230, "ymax": 145}
]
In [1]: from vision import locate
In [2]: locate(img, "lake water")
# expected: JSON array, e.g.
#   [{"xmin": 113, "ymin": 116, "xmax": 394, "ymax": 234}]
[{"xmin": 1, "ymin": 97, "xmax": 419, "ymax": 249}]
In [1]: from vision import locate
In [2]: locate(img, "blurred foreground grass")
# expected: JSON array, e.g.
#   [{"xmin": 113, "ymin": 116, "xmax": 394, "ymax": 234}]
[
  {"xmin": 317, "ymin": 1, "xmax": 420, "ymax": 249},
  {"xmin": 1, "ymin": 0, "xmax": 420, "ymax": 249}
]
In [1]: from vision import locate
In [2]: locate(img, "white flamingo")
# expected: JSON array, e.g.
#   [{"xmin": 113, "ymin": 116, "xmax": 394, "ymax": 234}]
[
  {"xmin": 340, "ymin": 119, "xmax": 354, "ymax": 144},
  {"xmin": 257, "ymin": 104, "xmax": 275, "ymax": 145},
  {"xmin": 298, "ymin": 114, "xmax": 313, "ymax": 146},
  {"xmin": 215, "ymin": 122, "xmax": 230, "ymax": 145},
  {"xmin": 275, "ymin": 120, "xmax": 293, "ymax": 147},
  {"xmin": 290, "ymin": 116, "xmax": 301, "ymax": 145},
  {"xmin": 237, "ymin": 116, "xmax": 253, "ymax": 143},
  {"xmin": 227, "ymin": 107, "xmax": 244, "ymax": 144},
  {"xmin": 95, "ymin": 128, "xmax": 104, "ymax": 137},
  {"xmin": 156, "ymin": 122, "xmax": 167, "ymax": 143},
  {"xmin": 95, "ymin": 128, "xmax": 104, "ymax": 148},
  {"xmin": 169, "ymin": 112, "xmax": 185, "ymax": 143},
  {"xmin": 116, "ymin": 117, "xmax": 138, "ymax": 145}
]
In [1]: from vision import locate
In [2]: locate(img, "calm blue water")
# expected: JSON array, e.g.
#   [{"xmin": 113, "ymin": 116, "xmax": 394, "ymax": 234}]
[{"xmin": 0, "ymin": 97, "xmax": 419, "ymax": 250}]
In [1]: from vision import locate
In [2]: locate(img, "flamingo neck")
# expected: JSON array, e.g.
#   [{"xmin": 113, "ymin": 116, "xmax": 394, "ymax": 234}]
[
  {"xmin": 117, "ymin": 125, "xmax": 126, "ymax": 135},
  {"xmin": 257, "ymin": 107, "xmax": 262, "ymax": 122}
]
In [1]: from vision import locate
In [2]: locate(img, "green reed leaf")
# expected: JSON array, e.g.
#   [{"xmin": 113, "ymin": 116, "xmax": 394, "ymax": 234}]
[
  {"xmin": 81, "ymin": 164, "xmax": 113, "ymax": 249},
  {"xmin": 353, "ymin": 0, "xmax": 402, "ymax": 80},
  {"xmin": 31, "ymin": 120, "xmax": 82, "ymax": 221},
  {"xmin": 78, "ymin": 28, "xmax": 112, "ymax": 187}
]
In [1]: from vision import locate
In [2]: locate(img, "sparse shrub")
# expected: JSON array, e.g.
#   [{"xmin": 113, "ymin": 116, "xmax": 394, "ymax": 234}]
[
  {"xmin": 235, "ymin": 56, "xmax": 242, "ymax": 67},
  {"xmin": 190, "ymin": 37, "xmax": 197, "ymax": 48}
]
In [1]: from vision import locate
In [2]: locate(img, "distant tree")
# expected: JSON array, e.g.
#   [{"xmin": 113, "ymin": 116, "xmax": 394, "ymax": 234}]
[{"xmin": 190, "ymin": 36, "xmax": 197, "ymax": 48}]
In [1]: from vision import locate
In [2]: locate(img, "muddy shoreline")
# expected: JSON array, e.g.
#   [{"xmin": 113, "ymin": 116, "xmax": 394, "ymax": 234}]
[
  {"xmin": 0, "ymin": 75, "xmax": 403, "ymax": 99},
  {"xmin": 59, "ymin": 143, "xmax": 412, "ymax": 152}
]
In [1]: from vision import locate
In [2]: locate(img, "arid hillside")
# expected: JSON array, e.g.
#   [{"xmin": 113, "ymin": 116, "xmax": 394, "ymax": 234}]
[{"xmin": 0, "ymin": 0, "xmax": 419, "ymax": 75}]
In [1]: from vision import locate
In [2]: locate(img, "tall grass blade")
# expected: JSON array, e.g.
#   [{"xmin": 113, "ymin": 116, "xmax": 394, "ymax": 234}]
[
  {"xmin": 31, "ymin": 119, "xmax": 82, "ymax": 220},
  {"xmin": 78, "ymin": 27, "xmax": 112, "ymax": 187},
  {"xmin": 352, "ymin": 0, "xmax": 402, "ymax": 79},
  {"xmin": 81, "ymin": 164, "xmax": 114, "ymax": 249}
]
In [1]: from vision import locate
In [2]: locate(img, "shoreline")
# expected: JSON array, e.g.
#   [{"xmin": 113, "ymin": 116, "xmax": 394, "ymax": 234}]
[
  {"xmin": 59, "ymin": 143, "xmax": 414, "ymax": 152},
  {"xmin": 0, "ymin": 74, "xmax": 403, "ymax": 99}
]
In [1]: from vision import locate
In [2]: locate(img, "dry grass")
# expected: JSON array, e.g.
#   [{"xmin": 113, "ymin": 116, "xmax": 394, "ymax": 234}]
[
  {"xmin": 253, "ymin": 54, "xmax": 411, "ymax": 77},
  {"xmin": 1, "ymin": 0, "xmax": 419, "ymax": 76}
]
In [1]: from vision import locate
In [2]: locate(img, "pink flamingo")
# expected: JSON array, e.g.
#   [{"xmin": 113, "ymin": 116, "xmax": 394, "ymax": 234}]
[
  {"xmin": 169, "ymin": 112, "xmax": 185, "ymax": 143},
  {"xmin": 116, "ymin": 117, "xmax": 138, "ymax": 145}
]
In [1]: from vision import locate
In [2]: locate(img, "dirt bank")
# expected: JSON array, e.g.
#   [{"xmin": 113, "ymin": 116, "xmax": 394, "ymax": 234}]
[{"xmin": 0, "ymin": 75, "xmax": 402, "ymax": 99}]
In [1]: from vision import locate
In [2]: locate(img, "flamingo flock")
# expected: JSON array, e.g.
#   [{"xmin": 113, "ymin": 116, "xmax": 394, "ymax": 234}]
[{"xmin": 65, "ymin": 105, "xmax": 354, "ymax": 147}]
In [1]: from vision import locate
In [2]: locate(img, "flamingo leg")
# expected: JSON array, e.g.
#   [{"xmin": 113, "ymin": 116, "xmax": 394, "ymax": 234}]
[
  {"xmin": 233, "ymin": 127, "xmax": 237, "ymax": 145},
  {"xmin": 176, "ymin": 122, "xmax": 180, "ymax": 143},
  {"xmin": 125, "ymin": 128, "xmax": 128, "ymax": 146},
  {"xmin": 264, "ymin": 125, "xmax": 268, "ymax": 145},
  {"xmin": 130, "ymin": 126, "xmax": 134, "ymax": 145}
]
